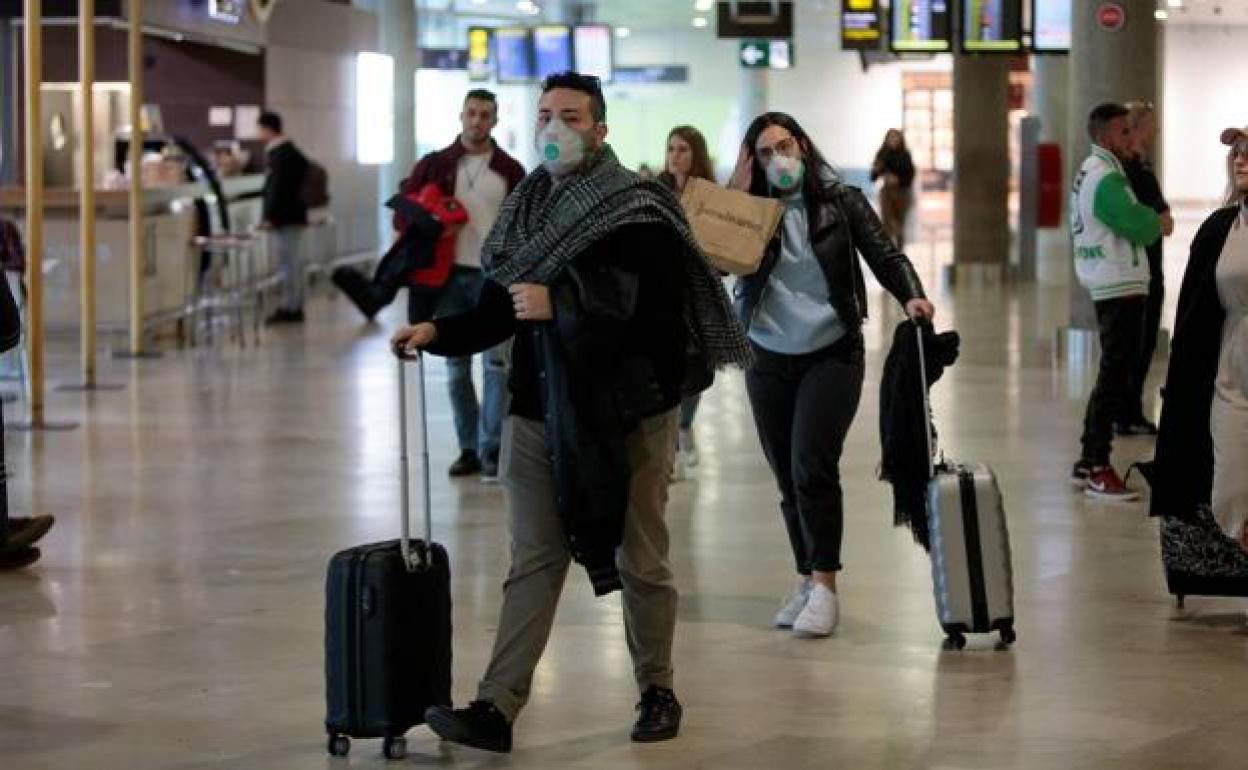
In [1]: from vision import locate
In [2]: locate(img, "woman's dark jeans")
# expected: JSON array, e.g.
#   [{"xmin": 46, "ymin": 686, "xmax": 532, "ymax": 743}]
[{"xmin": 745, "ymin": 333, "xmax": 865, "ymax": 574}]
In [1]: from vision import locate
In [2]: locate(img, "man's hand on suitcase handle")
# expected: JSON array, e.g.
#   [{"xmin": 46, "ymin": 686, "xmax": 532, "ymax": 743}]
[
  {"xmin": 391, "ymin": 322, "xmax": 438, "ymax": 359},
  {"xmin": 906, "ymin": 298, "xmax": 935, "ymax": 321}
]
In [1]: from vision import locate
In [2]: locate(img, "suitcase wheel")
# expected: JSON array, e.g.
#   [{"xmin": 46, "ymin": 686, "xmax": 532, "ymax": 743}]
[
  {"xmin": 999, "ymin": 626, "xmax": 1017, "ymax": 646},
  {"xmin": 327, "ymin": 734, "xmax": 350, "ymax": 757},
  {"xmin": 383, "ymin": 736, "xmax": 407, "ymax": 761},
  {"xmin": 942, "ymin": 633, "xmax": 967, "ymax": 651}
]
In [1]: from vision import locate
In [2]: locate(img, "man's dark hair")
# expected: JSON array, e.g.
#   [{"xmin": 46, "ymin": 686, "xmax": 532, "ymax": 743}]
[
  {"xmin": 258, "ymin": 111, "xmax": 283, "ymax": 134},
  {"xmin": 1087, "ymin": 103, "xmax": 1128, "ymax": 143},
  {"xmin": 465, "ymin": 89, "xmax": 497, "ymax": 105},
  {"xmin": 540, "ymin": 71, "xmax": 606, "ymax": 122}
]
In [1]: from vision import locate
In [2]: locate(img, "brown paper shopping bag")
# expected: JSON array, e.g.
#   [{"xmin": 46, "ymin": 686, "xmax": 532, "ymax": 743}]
[{"xmin": 680, "ymin": 178, "xmax": 784, "ymax": 276}]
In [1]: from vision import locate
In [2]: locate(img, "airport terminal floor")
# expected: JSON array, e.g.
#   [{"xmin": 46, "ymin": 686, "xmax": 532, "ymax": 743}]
[{"xmin": 1, "ymin": 210, "xmax": 1246, "ymax": 770}]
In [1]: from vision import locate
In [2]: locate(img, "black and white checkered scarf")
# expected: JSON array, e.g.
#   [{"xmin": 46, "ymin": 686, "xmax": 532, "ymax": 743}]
[{"xmin": 482, "ymin": 145, "xmax": 751, "ymax": 369}]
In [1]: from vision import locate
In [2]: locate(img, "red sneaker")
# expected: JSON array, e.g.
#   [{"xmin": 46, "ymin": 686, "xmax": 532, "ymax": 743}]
[{"xmin": 1085, "ymin": 466, "xmax": 1140, "ymax": 502}]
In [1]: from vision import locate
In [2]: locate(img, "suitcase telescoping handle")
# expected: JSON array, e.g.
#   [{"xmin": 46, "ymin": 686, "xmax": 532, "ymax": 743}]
[
  {"xmin": 397, "ymin": 352, "xmax": 435, "ymax": 572},
  {"xmin": 914, "ymin": 318, "xmax": 936, "ymax": 479}
]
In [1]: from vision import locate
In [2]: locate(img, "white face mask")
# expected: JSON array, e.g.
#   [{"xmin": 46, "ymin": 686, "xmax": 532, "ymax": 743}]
[
  {"xmin": 766, "ymin": 155, "xmax": 803, "ymax": 192},
  {"xmin": 536, "ymin": 117, "xmax": 588, "ymax": 176}
]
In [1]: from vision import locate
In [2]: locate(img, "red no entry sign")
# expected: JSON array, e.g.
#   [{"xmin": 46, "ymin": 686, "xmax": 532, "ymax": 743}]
[{"xmin": 1098, "ymin": 3, "xmax": 1127, "ymax": 31}]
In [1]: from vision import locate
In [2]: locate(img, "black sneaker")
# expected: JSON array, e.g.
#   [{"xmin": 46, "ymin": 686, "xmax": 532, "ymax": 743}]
[
  {"xmin": 1115, "ymin": 418, "xmax": 1159, "ymax": 437},
  {"xmin": 0, "ymin": 547, "xmax": 41, "ymax": 570},
  {"xmin": 265, "ymin": 308, "xmax": 305, "ymax": 325},
  {"xmin": 1, "ymin": 515, "xmax": 54, "ymax": 551},
  {"xmin": 1071, "ymin": 459, "xmax": 1095, "ymax": 489},
  {"xmin": 425, "ymin": 700, "xmax": 512, "ymax": 754},
  {"xmin": 448, "ymin": 450, "xmax": 482, "ymax": 478},
  {"xmin": 631, "ymin": 686, "xmax": 682, "ymax": 743}
]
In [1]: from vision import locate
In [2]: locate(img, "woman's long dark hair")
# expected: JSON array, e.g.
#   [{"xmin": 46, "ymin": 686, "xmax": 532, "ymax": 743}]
[
  {"xmin": 876, "ymin": 128, "xmax": 907, "ymax": 156},
  {"xmin": 742, "ymin": 112, "xmax": 839, "ymax": 232}
]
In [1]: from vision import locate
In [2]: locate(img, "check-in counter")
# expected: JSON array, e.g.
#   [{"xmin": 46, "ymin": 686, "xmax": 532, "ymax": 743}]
[{"xmin": 0, "ymin": 175, "xmax": 267, "ymax": 336}]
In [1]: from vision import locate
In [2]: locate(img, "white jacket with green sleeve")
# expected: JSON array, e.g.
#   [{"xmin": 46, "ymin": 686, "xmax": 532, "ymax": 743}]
[{"xmin": 1070, "ymin": 145, "xmax": 1162, "ymax": 301}]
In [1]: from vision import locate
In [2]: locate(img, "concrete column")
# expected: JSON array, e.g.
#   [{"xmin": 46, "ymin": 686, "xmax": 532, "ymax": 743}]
[
  {"xmin": 1066, "ymin": 0, "xmax": 1161, "ymax": 329},
  {"xmin": 379, "ymin": 0, "xmax": 416, "ymax": 246},
  {"xmin": 739, "ymin": 67, "xmax": 768, "ymax": 142},
  {"xmin": 951, "ymin": 53, "xmax": 1010, "ymax": 286},
  {"xmin": 1032, "ymin": 54, "xmax": 1070, "ymax": 287}
]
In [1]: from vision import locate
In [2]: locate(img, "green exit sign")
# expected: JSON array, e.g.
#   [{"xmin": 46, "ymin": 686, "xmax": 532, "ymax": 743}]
[{"xmin": 739, "ymin": 39, "xmax": 793, "ymax": 70}]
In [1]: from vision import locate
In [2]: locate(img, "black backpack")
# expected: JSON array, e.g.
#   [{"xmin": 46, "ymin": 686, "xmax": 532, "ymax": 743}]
[{"xmin": 301, "ymin": 158, "xmax": 330, "ymax": 209}]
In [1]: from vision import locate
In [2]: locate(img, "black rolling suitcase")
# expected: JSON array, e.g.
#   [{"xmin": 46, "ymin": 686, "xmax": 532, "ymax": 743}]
[{"xmin": 325, "ymin": 354, "xmax": 452, "ymax": 760}]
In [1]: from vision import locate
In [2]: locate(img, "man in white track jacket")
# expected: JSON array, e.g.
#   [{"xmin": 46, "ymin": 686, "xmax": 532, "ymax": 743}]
[{"xmin": 1070, "ymin": 103, "xmax": 1162, "ymax": 502}]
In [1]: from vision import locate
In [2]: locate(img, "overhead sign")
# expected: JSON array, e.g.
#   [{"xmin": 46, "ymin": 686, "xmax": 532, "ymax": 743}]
[
  {"xmin": 615, "ymin": 65, "xmax": 689, "ymax": 84},
  {"xmin": 717, "ymin": 1, "xmax": 794, "ymax": 39},
  {"xmin": 739, "ymin": 39, "xmax": 794, "ymax": 69},
  {"xmin": 1097, "ymin": 2, "xmax": 1125, "ymax": 31},
  {"xmin": 841, "ymin": 0, "xmax": 882, "ymax": 51}
]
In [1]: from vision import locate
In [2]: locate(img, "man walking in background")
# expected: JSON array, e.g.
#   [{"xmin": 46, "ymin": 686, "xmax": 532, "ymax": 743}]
[
  {"xmin": 257, "ymin": 111, "xmax": 310, "ymax": 325},
  {"xmin": 393, "ymin": 89, "xmax": 525, "ymax": 480}
]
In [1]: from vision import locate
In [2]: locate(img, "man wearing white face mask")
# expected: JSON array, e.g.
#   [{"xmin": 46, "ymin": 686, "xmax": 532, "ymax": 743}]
[{"xmin": 391, "ymin": 72, "xmax": 750, "ymax": 752}]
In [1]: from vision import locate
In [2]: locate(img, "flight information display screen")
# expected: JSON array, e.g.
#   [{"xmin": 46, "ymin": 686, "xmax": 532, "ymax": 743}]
[
  {"xmin": 961, "ymin": 0, "xmax": 1023, "ymax": 52},
  {"xmin": 573, "ymin": 25, "xmax": 614, "ymax": 82},
  {"xmin": 533, "ymin": 25, "xmax": 573, "ymax": 80},
  {"xmin": 1032, "ymin": 0, "xmax": 1072, "ymax": 52},
  {"xmin": 496, "ymin": 27, "xmax": 535, "ymax": 83},
  {"xmin": 890, "ymin": 0, "xmax": 952, "ymax": 52},
  {"xmin": 841, "ymin": 0, "xmax": 883, "ymax": 51}
]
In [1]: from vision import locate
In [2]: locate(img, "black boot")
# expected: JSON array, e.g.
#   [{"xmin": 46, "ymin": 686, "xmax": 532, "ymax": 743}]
[
  {"xmin": 0, "ymin": 547, "xmax": 40, "ymax": 570},
  {"xmin": 1, "ymin": 515, "xmax": 54, "ymax": 551},
  {"xmin": 631, "ymin": 686, "xmax": 682, "ymax": 743},
  {"xmin": 448, "ymin": 450, "xmax": 482, "ymax": 478},
  {"xmin": 331, "ymin": 266, "xmax": 383, "ymax": 321},
  {"xmin": 425, "ymin": 700, "xmax": 512, "ymax": 754}
]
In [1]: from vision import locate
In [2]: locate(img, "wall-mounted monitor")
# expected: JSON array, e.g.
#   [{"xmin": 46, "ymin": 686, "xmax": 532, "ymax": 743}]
[
  {"xmin": 961, "ymin": 0, "xmax": 1024, "ymax": 53},
  {"xmin": 496, "ymin": 27, "xmax": 536, "ymax": 83},
  {"xmin": 1031, "ymin": 0, "xmax": 1072, "ymax": 53},
  {"xmin": 890, "ymin": 0, "xmax": 953, "ymax": 53},
  {"xmin": 533, "ymin": 25, "xmax": 573, "ymax": 80},
  {"xmin": 841, "ymin": 0, "xmax": 883, "ymax": 51},
  {"xmin": 574, "ymin": 24, "xmax": 615, "ymax": 83},
  {"xmin": 467, "ymin": 27, "xmax": 493, "ymax": 81}
]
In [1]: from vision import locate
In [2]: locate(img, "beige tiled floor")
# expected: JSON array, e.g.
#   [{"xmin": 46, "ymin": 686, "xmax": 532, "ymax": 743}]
[{"xmin": 2, "ymin": 218, "xmax": 1246, "ymax": 769}]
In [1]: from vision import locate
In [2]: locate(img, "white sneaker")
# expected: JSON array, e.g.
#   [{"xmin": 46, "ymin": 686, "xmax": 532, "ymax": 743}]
[
  {"xmin": 773, "ymin": 577, "xmax": 813, "ymax": 628},
  {"xmin": 678, "ymin": 429, "xmax": 700, "ymax": 468},
  {"xmin": 792, "ymin": 584, "xmax": 839, "ymax": 638}
]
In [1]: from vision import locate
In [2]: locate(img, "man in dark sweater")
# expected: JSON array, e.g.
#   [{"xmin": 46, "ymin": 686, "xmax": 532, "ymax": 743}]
[
  {"xmin": 1121, "ymin": 101, "xmax": 1175, "ymax": 435},
  {"xmin": 257, "ymin": 111, "xmax": 310, "ymax": 324},
  {"xmin": 391, "ymin": 72, "xmax": 749, "ymax": 753}
]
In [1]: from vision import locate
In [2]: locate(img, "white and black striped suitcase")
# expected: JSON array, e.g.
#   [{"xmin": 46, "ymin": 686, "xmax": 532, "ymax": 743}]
[
  {"xmin": 915, "ymin": 321, "xmax": 1016, "ymax": 649},
  {"xmin": 926, "ymin": 463, "xmax": 1016, "ymax": 648}
]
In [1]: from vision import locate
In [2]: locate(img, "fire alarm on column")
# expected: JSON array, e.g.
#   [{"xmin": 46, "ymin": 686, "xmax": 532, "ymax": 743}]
[{"xmin": 1097, "ymin": 3, "xmax": 1127, "ymax": 31}]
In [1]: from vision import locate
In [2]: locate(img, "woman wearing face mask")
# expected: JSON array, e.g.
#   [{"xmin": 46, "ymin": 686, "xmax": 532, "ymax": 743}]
[
  {"xmin": 731, "ymin": 112, "xmax": 934, "ymax": 638},
  {"xmin": 658, "ymin": 126, "xmax": 717, "ymax": 479},
  {"xmin": 1152, "ymin": 128, "xmax": 1248, "ymax": 552}
]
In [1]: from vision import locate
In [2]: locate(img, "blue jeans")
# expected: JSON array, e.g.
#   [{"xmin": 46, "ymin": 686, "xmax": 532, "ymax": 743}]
[
  {"xmin": 271, "ymin": 227, "xmax": 305, "ymax": 312},
  {"xmin": 417, "ymin": 267, "xmax": 508, "ymax": 458}
]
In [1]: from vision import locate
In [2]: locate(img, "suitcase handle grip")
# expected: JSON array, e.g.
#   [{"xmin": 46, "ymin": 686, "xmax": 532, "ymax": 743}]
[
  {"xmin": 398, "ymin": 353, "xmax": 434, "ymax": 572},
  {"xmin": 914, "ymin": 319, "xmax": 936, "ymax": 479}
]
